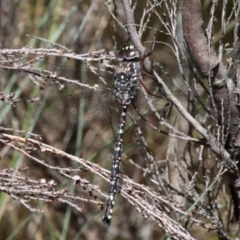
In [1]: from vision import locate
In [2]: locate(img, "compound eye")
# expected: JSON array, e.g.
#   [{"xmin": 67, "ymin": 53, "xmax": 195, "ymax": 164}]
[
  {"xmin": 116, "ymin": 51, "xmax": 125, "ymax": 61},
  {"xmin": 125, "ymin": 49, "xmax": 140, "ymax": 59}
]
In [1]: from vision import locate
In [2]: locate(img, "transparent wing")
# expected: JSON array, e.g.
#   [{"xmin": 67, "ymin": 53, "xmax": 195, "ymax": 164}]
[{"xmin": 0, "ymin": 53, "xmax": 222, "ymax": 139}]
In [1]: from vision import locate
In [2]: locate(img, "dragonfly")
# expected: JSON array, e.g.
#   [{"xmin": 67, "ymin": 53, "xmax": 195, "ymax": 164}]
[
  {"xmin": 0, "ymin": 42, "xmax": 223, "ymax": 230},
  {"xmin": 101, "ymin": 42, "xmax": 149, "ymax": 231}
]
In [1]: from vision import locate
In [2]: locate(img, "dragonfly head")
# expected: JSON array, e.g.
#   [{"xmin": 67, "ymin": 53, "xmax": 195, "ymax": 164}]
[{"xmin": 116, "ymin": 43, "xmax": 141, "ymax": 62}]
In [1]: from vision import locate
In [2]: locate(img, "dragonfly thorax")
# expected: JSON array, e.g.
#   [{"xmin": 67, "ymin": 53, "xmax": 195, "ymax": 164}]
[
  {"xmin": 114, "ymin": 61, "xmax": 141, "ymax": 106},
  {"xmin": 114, "ymin": 73, "xmax": 135, "ymax": 106}
]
